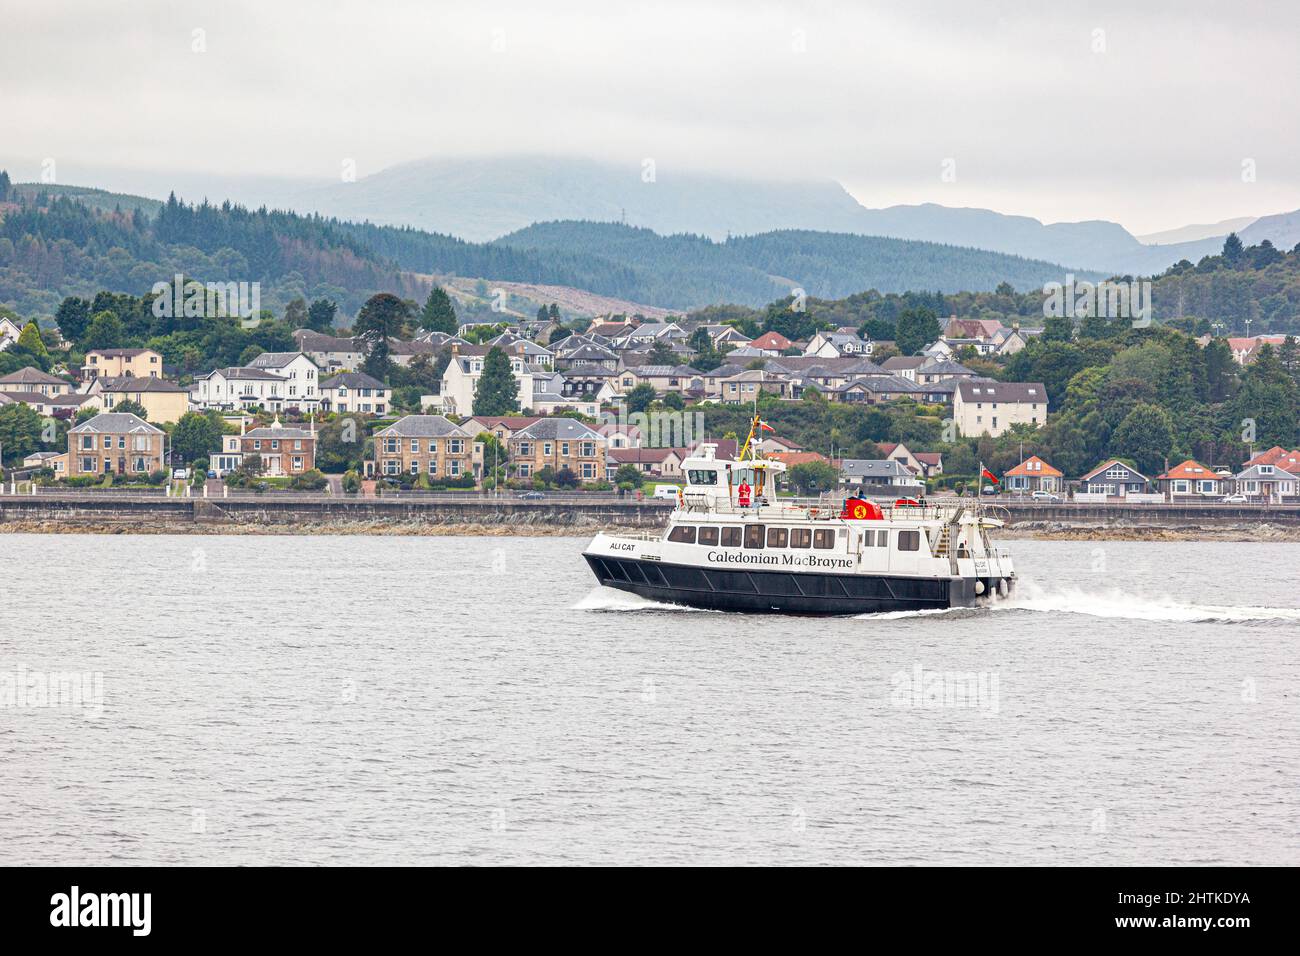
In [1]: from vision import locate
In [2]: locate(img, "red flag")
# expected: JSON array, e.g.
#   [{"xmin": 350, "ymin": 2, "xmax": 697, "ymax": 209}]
[
  {"xmin": 982, "ymin": 468, "xmax": 999, "ymax": 484},
  {"xmin": 758, "ymin": 419, "xmax": 775, "ymax": 432}
]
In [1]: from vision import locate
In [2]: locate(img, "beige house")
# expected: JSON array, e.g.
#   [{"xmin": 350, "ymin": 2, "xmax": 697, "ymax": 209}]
[
  {"xmin": 67, "ymin": 412, "xmax": 165, "ymax": 476},
  {"xmin": 509, "ymin": 418, "xmax": 607, "ymax": 482},
  {"xmin": 81, "ymin": 348, "xmax": 163, "ymax": 380},
  {"xmin": 370, "ymin": 415, "xmax": 478, "ymax": 482},
  {"xmin": 952, "ymin": 380, "xmax": 1048, "ymax": 438},
  {"xmin": 0, "ymin": 367, "xmax": 73, "ymax": 396},
  {"xmin": 83, "ymin": 376, "xmax": 190, "ymax": 423}
]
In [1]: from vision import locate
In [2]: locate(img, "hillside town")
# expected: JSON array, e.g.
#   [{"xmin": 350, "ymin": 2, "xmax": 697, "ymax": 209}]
[{"xmin": 2, "ymin": 290, "xmax": 1299, "ymax": 503}]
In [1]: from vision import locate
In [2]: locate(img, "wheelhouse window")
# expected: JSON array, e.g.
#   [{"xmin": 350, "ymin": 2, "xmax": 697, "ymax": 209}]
[
  {"xmin": 898, "ymin": 530, "xmax": 920, "ymax": 551},
  {"xmin": 667, "ymin": 525, "xmax": 697, "ymax": 544},
  {"xmin": 766, "ymin": 527, "xmax": 788, "ymax": 548},
  {"xmin": 744, "ymin": 525, "xmax": 765, "ymax": 549},
  {"xmin": 720, "ymin": 526, "xmax": 742, "ymax": 547},
  {"xmin": 698, "ymin": 526, "xmax": 719, "ymax": 546},
  {"xmin": 790, "ymin": 528, "xmax": 811, "ymax": 549},
  {"xmin": 867, "ymin": 530, "xmax": 888, "ymax": 547},
  {"xmin": 687, "ymin": 469, "xmax": 718, "ymax": 485},
  {"xmin": 813, "ymin": 529, "xmax": 835, "ymax": 549}
]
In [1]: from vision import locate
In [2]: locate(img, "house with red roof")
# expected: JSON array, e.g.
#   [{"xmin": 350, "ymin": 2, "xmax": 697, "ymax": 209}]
[
  {"xmin": 1004, "ymin": 455, "xmax": 1063, "ymax": 494},
  {"xmin": 750, "ymin": 331, "xmax": 794, "ymax": 356},
  {"xmin": 1153, "ymin": 460, "xmax": 1225, "ymax": 499}
]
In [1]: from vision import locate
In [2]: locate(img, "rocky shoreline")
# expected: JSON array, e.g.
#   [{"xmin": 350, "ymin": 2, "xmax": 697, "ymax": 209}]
[{"xmin": 1, "ymin": 516, "xmax": 1296, "ymax": 541}]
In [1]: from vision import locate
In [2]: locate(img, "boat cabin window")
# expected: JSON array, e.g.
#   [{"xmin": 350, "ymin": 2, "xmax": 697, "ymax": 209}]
[
  {"xmin": 744, "ymin": 525, "xmax": 765, "ymax": 549},
  {"xmin": 687, "ymin": 469, "xmax": 718, "ymax": 486},
  {"xmin": 720, "ymin": 526, "xmax": 742, "ymax": 547},
  {"xmin": 766, "ymin": 527, "xmax": 788, "ymax": 548},
  {"xmin": 897, "ymin": 530, "xmax": 920, "ymax": 551},
  {"xmin": 698, "ymin": 526, "xmax": 719, "ymax": 546},
  {"xmin": 866, "ymin": 530, "xmax": 887, "ymax": 547},
  {"xmin": 668, "ymin": 525, "xmax": 697, "ymax": 544},
  {"xmin": 790, "ymin": 528, "xmax": 812, "ymax": 549},
  {"xmin": 813, "ymin": 529, "xmax": 835, "ymax": 549}
]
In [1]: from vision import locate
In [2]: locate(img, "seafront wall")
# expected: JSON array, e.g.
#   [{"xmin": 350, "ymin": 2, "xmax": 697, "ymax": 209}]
[{"xmin": 2, "ymin": 492, "xmax": 1300, "ymax": 537}]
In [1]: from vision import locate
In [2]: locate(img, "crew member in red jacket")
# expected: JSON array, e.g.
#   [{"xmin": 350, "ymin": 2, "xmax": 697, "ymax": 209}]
[{"xmin": 737, "ymin": 481, "xmax": 751, "ymax": 508}]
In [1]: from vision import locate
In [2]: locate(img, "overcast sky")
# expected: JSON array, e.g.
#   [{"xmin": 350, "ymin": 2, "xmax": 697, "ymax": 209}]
[{"xmin": 2, "ymin": 0, "xmax": 1297, "ymax": 234}]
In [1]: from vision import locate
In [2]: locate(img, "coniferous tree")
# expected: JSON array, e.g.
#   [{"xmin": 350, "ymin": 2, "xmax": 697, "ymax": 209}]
[
  {"xmin": 420, "ymin": 286, "xmax": 457, "ymax": 334},
  {"xmin": 307, "ymin": 298, "xmax": 338, "ymax": 332},
  {"xmin": 0, "ymin": 169, "xmax": 11, "ymax": 201},
  {"xmin": 472, "ymin": 346, "xmax": 519, "ymax": 415}
]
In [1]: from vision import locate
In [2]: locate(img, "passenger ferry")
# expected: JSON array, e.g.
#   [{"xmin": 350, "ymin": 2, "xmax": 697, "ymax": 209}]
[{"xmin": 583, "ymin": 417, "xmax": 1016, "ymax": 615}]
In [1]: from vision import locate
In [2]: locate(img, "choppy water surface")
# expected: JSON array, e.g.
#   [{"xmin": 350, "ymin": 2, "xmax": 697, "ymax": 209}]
[{"xmin": 1, "ymin": 534, "xmax": 1295, "ymax": 865}]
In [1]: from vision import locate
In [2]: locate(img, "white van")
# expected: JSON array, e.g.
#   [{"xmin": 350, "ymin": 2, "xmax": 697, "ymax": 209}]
[{"xmin": 653, "ymin": 485, "xmax": 682, "ymax": 500}]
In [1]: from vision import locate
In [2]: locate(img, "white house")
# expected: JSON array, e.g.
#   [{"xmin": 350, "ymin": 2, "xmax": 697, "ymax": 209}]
[
  {"xmin": 191, "ymin": 351, "xmax": 321, "ymax": 412},
  {"xmin": 952, "ymin": 380, "xmax": 1047, "ymax": 437},
  {"xmin": 319, "ymin": 371, "xmax": 391, "ymax": 415},
  {"xmin": 804, "ymin": 331, "xmax": 872, "ymax": 358}
]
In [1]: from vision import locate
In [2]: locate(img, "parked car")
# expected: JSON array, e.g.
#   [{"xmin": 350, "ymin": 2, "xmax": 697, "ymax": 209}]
[
  {"xmin": 518, "ymin": 491, "xmax": 545, "ymax": 500},
  {"xmin": 172, "ymin": 468, "xmax": 190, "ymax": 480},
  {"xmin": 207, "ymin": 470, "xmax": 217, "ymax": 479},
  {"xmin": 1031, "ymin": 491, "xmax": 1062, "ymax": 502},
  {"xmin": 653, "ymin": 485, "xmax": 683, "ymax": 500},
  {"xmin": 980, "ymin": 484, "xmax": 999, "ymax": 495},
  {"xmin": 1220, "ymin": 492, "xmax": 1249, "ymax": 503}
]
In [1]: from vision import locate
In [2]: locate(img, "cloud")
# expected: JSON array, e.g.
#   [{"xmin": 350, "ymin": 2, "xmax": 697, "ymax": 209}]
[{"xmin": 2, "ymin": 0, "xmax": 1297, "ymax": 232}]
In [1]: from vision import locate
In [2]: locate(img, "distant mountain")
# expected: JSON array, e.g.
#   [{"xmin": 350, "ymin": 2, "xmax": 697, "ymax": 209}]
[
  {"xmin": 492, "ymin": 221, "xmax": 1102, "ymax": 307},
  {"xmin": 284, "ymin": 154, "xmax": 1299, "ymax": 277},
  {"xmin": 1136, "ymin": 216, "xmax": 1258, "ymax": 245}
]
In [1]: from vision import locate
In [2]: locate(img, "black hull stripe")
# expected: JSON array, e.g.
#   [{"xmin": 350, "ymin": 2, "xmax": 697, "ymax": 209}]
[{"xmin": 585, "ymin": 554, "xmax": 994, "ymax": 615}]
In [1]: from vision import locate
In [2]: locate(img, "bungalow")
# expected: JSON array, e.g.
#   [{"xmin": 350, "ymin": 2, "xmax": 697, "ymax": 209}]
[
  {"xmin": 826, "ymin": 375, "xmax": 926, "ymax": 404},
  {"xmin": 749, "ymin": 331, "xmax": 793, "ymax": 356},
  {"xmin": 22, "ymin": 450, "xmax": 67, "ymax": 475},
  {"xmin": 606, "ymin": 446, "xmax": 678, "ymax": 479},
  {"xmin": 804, "ymin": 331, "xmax": 871, "ymax": 358},
  {"xmin": 1004, "ymin": 455, "xmax": 1063, "ymax": 494},
  {"xmin": 1154, "ymin": 460, "xmax": 1225, "ymax": 500},
  {"xmin": 840, "ymin": 459, "xmax": 925, "ymax": 495},
  {"xmin": 1233, "ymin": 462, "xmax": 1297, "ymax": 502},
  {"xmin": 754, "ymin": 435, "xmax": 803, "ymax": 455},
  {"xmin": 876, "ymin": 442, "xmax": 922, "ymax": 475},
  {"xmin": 913, "ymin": 452, "xmax": 944, "ymax": 478},
  {"xmin": 1078, "ymin": 460, "xmax": 1149, "ymax": 498}
]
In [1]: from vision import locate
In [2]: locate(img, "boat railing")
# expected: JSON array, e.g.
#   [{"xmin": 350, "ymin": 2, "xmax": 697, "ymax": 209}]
[{"xmin": 680, "ymin": 494, "xmax": 981, "ymax": 524}]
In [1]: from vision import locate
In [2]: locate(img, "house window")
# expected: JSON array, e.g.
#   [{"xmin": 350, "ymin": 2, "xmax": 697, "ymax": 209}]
[
  {"xmin": 449, "ymin": 439, "xmax": 463, "ymax": 454},
  {"xmin": 544, "ymin": 443, "xmax": 552, "ymax": 456},
  {"xmin": 581, "ymin": 442, "xmax": 595, "ymax": 457},
  {"xmin": 383, "ymin": 460, "xmax": 399, "ymax": 475},
  {"xmin": 449, "ymin": 460, "xmax": 460, "ymax": 476},
  {"xmin": 581, "ymin": 463, "xmax": 594, "ymax": 479},
  {"xmin": 383, "ymin": 438, "xmax": 397, "ymax": 453},
  {"xmin": 428, "ymin": 459, "xmax": 438, "ymax": 475},
  {"xmin": 292, "ymin": 457, "xmax": 304, "ymax": 470},
  {"xmin": 518, "ymin": 464, "xmax": 531, "ymax": 477},
  {"xmin": 81, "ymin": 436, "xmax": 93, "ymax": 450},
  {"xmin": 410, "ymin": 460, "xmax": 419, "ymax": 474},
  {"xmin": 410, "ymin": 439, "xmax": 419, "ymax": 453}
]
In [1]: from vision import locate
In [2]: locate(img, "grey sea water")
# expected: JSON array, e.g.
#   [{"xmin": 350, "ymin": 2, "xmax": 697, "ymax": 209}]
[{"xmin": 0, "ymin": 534, "xmax": 1295, "ymax": 866}]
